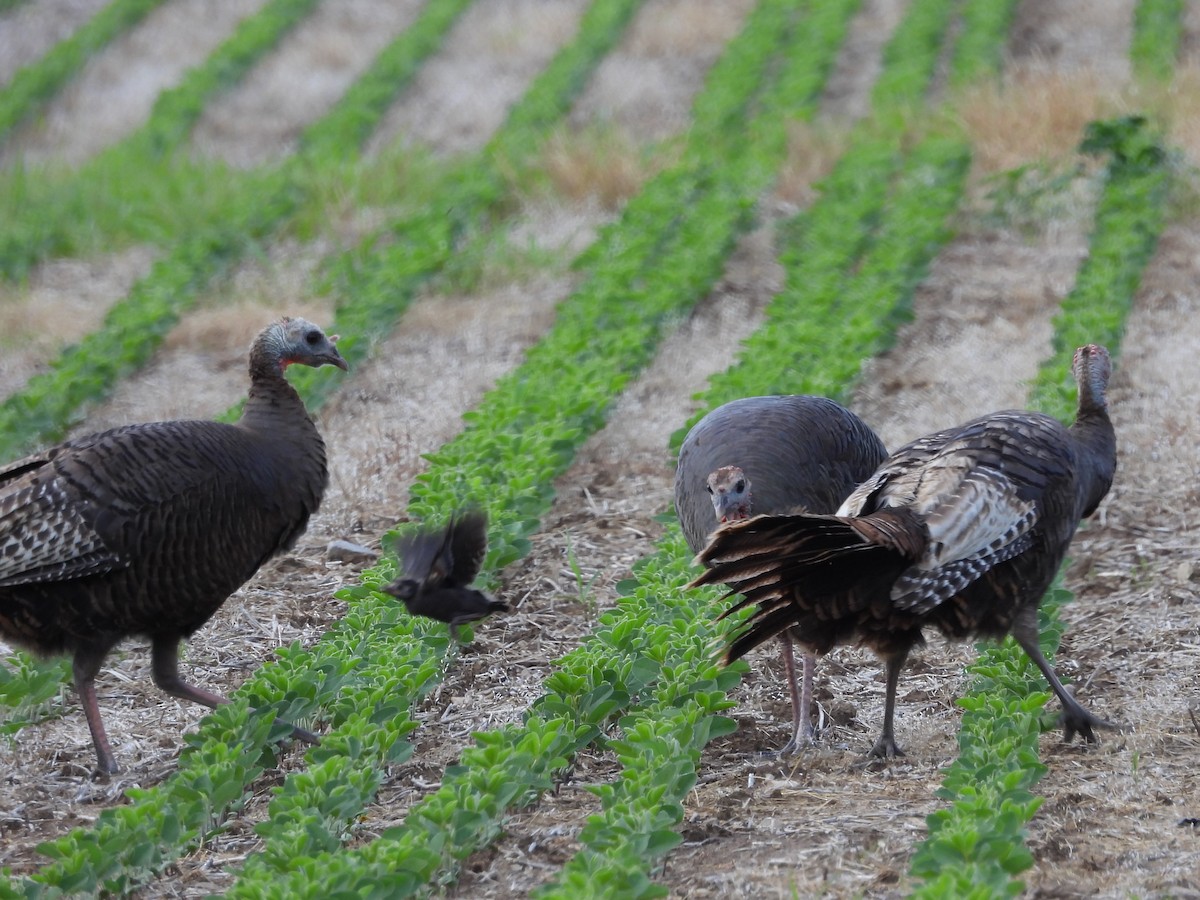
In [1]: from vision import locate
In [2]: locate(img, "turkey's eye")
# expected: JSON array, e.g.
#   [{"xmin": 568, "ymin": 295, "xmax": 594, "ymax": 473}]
[
  {"xmin": 706, "ymin": 484, "xmax": 714, "ymax": 494},
  {"xmin": 735, "ymin": 479, "xmax": 745, "ymax": 493},
  {"xmin": 305, "ymin": 330, "xmax": 321, "ymax": 345}
]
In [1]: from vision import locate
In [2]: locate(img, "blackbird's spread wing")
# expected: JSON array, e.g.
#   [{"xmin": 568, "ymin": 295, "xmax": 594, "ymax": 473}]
[
  {"xmin": 446, "ymin": 510, "xmax": 488, "ymax": 586},
  {"xmin": 395, "ymin": 526, "xmax": 453, "ymax": 589}
]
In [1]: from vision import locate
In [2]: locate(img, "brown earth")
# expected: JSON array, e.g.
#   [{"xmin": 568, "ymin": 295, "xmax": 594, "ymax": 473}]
[
  {"xmin": 0, "ymin": 0, "xmax": 112, "ymax": 89},
  {"xmin": 189, "ymin": 0, "xmax": 429, "ymax": 168},
  {"xmin": 1, "ymin": 0, "xmax": 1199, "ymax": 897},
  {"xmin": 0, "ymin": 0, "xmax": 271, "ymax": 167}
]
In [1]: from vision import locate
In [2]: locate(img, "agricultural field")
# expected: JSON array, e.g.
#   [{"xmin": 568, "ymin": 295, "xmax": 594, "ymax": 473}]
[{"xmin": 0, "ymin": 0, "xmax": 1197, "ymax": 896}]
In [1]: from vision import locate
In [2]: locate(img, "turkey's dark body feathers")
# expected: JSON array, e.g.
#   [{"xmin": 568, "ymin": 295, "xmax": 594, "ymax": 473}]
[
  {"xmin": 696, "ymin": 346, "xmax": 1118, "ymax": 756},
  {"xmin": 0, "ymin": 316, "xmax": 344, "ymax": 773},
  {"xmin": 0, "ymin": 417, "xmax": 326, "ymax": 654},
  {"xmin": 675, "ymin": 395, "xmax": 887, "ymax": 551},
  {"xmin": 675, "ymin": 395, "xmax": 887, "ymax": 753}
]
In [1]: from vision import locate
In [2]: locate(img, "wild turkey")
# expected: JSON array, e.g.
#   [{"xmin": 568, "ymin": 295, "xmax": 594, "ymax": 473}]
[
  {"xmin": 383, "ymin": 510, "xmax": 508, "ymax": 640},
  {"xmin": 692, "ymin": 345, "xmax": 1118, "ymax": 757},
  {"xmin": 0, "ymin": 316, "xmax": 347, "ymax": 774},
  {"xmin": 674, "ymin": 395, "xmax": 888, "ymax": 752}
]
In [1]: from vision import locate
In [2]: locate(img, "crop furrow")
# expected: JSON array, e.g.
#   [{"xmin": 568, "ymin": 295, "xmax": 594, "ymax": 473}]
[
  {"xmin": 198, "ymin": 0, "xmax": 871, "ymax": 894},
  {"xmin": 0, "ymin": 0, "xmax": 648, "ymax": 894},
  {"xmin": 0, "ymin": 0, "xmax": 166, "ymax": 146},
  {"xmin": 908, "ymin": 116, "xmax": 1170, "ymax": 897}
]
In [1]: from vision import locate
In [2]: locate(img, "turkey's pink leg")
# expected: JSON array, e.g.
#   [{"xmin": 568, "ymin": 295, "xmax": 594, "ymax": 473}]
[
  {"xmin": 73, "ymin": 647, "xmax": 120, "ymax": 775},
  {"xmin": 779, "ymin": 631, "xmax": 815, "ymax": 754}
]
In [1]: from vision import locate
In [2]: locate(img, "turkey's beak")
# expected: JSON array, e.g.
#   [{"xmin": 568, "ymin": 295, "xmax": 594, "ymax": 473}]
[
  {"xmin": 712, "ymin": 494, "xmax": 737, "ymax": 523},
  {"xmin": 324, "ymin": 342, "xmax": 349, "ymax": 371}
]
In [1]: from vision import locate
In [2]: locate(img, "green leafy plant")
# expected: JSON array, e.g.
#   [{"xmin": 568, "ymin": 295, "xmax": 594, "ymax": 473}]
[
  {"xmin": 0, "ymin": 0, "xmax": 166, "ymax": 145},
  {"xmin": 1130, "ymin": 0, "xmax": 1185, "ymax": 82},
  {"xmin": 909, "ymin": 117, "xmax": 1169, "ymax": 897}
]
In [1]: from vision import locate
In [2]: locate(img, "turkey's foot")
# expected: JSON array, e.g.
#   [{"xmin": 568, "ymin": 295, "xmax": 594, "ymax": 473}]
[
  {"xmin": 1060, "ymin": 703, "xmax": 1124, "ymax": 744},
  {"xmin": 779, "ymin": 719, "xmax": 818, "ymax": 756},
  {"xmin": 867, "ymin": 731, "xmax": 905, "ymax": 758}
]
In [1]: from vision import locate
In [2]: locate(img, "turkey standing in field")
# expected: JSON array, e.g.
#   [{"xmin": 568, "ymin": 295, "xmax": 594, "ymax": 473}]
[
  {"xmin": 0, "ymin": 316, "xmax": 347, "ymax": 774},
  {"xmin": 692, "ymin": 345, "xmax": 1118, "ymax": 757},
  {"xmin": 674, "ymin": 395, "xmax": 888, "ymax": 753},
  {"xmin": 382, "ymin": 510, "xmax": 509, "ymax": 640}
]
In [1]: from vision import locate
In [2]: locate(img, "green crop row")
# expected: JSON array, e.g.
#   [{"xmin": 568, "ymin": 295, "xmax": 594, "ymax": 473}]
[
  {"xmin": 0, "ymin": 0, "xmax": 321, "ymax": 281},
  {"xmin": 283, "ymin": 0, "xmax": 647, "ymax": 415},
  {"xmin": 908, "ymin": 117, "xmax": 1170, "ymax": 897},
  {"xmin": 1029, "ymin": 116, "xmax": 1170, "ymax": 412},
  {"xmin": 473, "ymin": 0, "xmax": 978, "ymax": 884},
  {"xmin": 1, "ymin": 1, "xmax": 645, "ymax": 892},
  {"xmin": 1131, "ymin": 0, "xmax": 1185, "ymax": 83},
  {"xmin": 218, "ymin": 0, "xmax": 864, "ymax": 891},
  {"xmin": 9, "ymin": 703, "xmax": 291, "ymax": 898},
  {"xmin": 870, "ymin": 0, "xmax": 954, "ymax": 113},
  {"xmin": 299, "ymin": 0, "xmax": 475, "ymax": 162},
  {"xmin": 0, "ymin": 0, "xmax": 166, "ymax": 145},
  {"xmin": 687, "ymin": 0, "xmax": 1013, "ymax": 420},
  {"xmin": 0, "ymin": 655, "xmax": 70, "ymax": 737},
  {"xmin": 533, "ymin": 533, "xmax": 741, "ymax": 900},
  {"xmin": 948, "ymin": 0, "xmax": 1022, "ymax": 90},
  {"xmin": 127, "ymin": 0, "xmax": 322, "ymax": 158}
]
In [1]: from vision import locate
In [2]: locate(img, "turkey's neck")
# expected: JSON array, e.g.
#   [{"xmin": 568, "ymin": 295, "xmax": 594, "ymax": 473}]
[
  {"xmin": 240, "ymin": 366, "xmax": 318, "ymax": 440},
  {"xmin": 1069, "ymin": 399, "xmax": 1116, "ymax": 519}
]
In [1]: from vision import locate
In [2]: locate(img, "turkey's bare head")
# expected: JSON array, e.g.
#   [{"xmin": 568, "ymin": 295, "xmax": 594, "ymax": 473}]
[
  {"xmin": 1072, "ymin": 343, "xmax": 1111, "ymax": 409},
  {"xmin": 256, "ymin": 316, "xmax": 349, "ymax": 375},
  {"xmin": 707, "ymin": 465, "xmax": 752, "ymax": 523}
]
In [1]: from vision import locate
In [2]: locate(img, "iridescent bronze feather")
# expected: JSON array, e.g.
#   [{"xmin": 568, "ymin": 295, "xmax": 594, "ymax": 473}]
[
  {"xmin": 0, "ymin": 317, "xmax": 347, "ymax": 774},
  {"xmin": 693, "ymin": 346, "xmax": 1119, "ymax": 757},
  {"xmin": 674, "ymin": 395, "xmax": 887, "ymax": 753}
]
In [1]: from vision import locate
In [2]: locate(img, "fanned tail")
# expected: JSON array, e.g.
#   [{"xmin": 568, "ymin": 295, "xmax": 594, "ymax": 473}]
[{"xmin": 689, "ymin": 510, "xmax": 925, "ymax": 663}]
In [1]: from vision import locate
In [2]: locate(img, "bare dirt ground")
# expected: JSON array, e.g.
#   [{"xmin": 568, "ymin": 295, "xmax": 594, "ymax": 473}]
[
  {"xmin": 0, "ymin": 244, "xmax": 157, "ymax": 403},
  {"xmin": 0, "ymin": 0, "xmax": 270, "ymax": 167},
  {"xmin": 0, "ymin": 0, "xmax": 111, "ymax": 89},
  {"xmin": 365, "ymin": 0, "xmax": 593, "ymax": 159},
  {"xmin": 1, "ymin": 0, "xmax": 1198, "ymax": 896},
  {"xmin": 189, "ymin": 0, "xmax": 428, "ymax": 168}
]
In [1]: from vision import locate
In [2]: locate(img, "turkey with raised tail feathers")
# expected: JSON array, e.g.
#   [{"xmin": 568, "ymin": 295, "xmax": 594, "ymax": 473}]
[
  {"xmin": 674, "ymin": 395, "xmax": 888, "ymax": 753},
  {"xmin": 691, "ymin": 345, "xmax": 1119, "ymax": 758},
  {"xmin": 0, "ymin": 317, "xmax": 347, "ymax": 774},
  {"xmin": 382, "ymin": 510, "xmax": 509, "ymax": 640}
]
